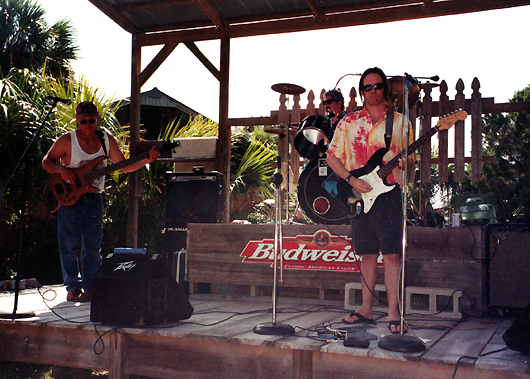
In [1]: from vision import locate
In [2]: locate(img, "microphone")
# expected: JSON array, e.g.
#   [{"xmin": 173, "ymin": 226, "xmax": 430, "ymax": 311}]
[
  {"xmin": 270, "ymin": 156, "xmax": 283, "ymax": 188},
  {"xmin": 47, "ymin": 96, "xmax": 72, "ymax": 105},
  {"xmin": 404, "ymin": 73, "xmax": 418, "ymax": 85}
]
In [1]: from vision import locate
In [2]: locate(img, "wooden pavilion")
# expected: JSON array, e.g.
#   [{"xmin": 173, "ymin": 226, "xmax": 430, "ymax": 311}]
[
  {"xmin": 86, "ymin": 0, "xmax": 530, "ymax": 243},
  {"xmin": 3, "ymin": 2, "xmax": 530, "ymax": 378}
]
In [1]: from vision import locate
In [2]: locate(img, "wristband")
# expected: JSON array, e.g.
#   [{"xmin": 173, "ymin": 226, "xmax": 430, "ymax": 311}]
[{"xmin": 346, "ymin": 174, "xmax": 354, "ymax": 182}]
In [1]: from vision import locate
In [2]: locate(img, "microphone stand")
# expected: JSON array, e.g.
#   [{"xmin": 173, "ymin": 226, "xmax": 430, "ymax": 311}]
[
  {"xmin": 378, "ymin": 76, "xmax": 426, "ymax": 353},
  {"xmin": 253, "ymin": 157, "xmax": 295, "ymax": 336},
  {"xmin": 0, "ymin": 99, "xmax": 61, "ymax": 319}
]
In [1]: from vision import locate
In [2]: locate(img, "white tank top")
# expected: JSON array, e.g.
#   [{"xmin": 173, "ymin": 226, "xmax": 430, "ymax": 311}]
[{"xmin": 68, "ymin": 130, "xmax": 109, "ymax": 193}]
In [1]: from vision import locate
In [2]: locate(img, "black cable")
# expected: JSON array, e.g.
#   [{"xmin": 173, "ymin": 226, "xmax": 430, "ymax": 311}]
[{"xmin": 451, "ymin": 347, "xmax": 508, "ymax": 379}]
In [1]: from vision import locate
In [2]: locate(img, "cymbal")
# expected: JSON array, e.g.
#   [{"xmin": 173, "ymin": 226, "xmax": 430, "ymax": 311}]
[
  {"xmin": 386, "ymin": 76, "xmax": 420, "ymax": 111},
  {"xmin": 271, "ymin": 83, "xmax": 306, "ymax": 95}
]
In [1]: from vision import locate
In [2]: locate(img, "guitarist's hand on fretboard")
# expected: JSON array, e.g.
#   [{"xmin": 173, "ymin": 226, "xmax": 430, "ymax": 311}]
[{"xmin": 146, "ymin": 146, "xmax": 160, "ymax": 163}]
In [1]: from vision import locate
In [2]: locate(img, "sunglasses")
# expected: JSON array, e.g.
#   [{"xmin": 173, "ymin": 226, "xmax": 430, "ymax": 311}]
[
  {"xmin": 361, "ymin": 82, "xmax": 385, "ymax": 92},
  {"xmin": 79, "ymin": 118, "xmax": 97, "ymax": 125},
  {"xmin": 323, "ymin": 99, "xmax": 336, "ymax": 105}
]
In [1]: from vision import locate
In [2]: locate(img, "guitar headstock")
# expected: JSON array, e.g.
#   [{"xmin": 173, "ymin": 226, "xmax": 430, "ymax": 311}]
[{"xmin": 436, "ymin": 110, "xmax": 468, "ymax": 131}]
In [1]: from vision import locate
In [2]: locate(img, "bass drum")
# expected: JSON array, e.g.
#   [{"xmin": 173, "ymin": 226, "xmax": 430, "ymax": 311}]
[
  {"xmin": 297, "ymin": 158, "xmax": 350, "ymax": 224},
  {"xmin": 294, "ymin": 114, "xmax": 332, "ymax": 161}
]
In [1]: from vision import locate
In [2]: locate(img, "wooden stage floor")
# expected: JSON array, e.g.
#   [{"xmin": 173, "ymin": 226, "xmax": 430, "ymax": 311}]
[{"xmin": 1, "ymin": 285, "xmax": 529, "ymax": 379}]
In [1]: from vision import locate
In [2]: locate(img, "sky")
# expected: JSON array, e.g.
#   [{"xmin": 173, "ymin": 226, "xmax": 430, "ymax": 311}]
[{"xmin": 40, "ymin": 1, "xmax": 530, "ymax": 123}]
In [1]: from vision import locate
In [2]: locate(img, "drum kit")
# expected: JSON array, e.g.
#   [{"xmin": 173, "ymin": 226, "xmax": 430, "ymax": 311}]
[{"xmin": 275, "ymin": 74, "xmax": 425, "ymax": 224}]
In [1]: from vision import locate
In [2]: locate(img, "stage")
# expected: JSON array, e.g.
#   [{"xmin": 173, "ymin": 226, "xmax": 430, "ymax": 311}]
[{"xmin": 0, "ymin": 285, "xmax": 529, "ymax": 379}]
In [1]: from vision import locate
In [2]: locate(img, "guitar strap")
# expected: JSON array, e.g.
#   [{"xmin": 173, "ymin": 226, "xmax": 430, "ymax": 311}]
[
  {"xmin": 384, "ymin": 110, "xmax": 394, "ymax": 149},
  {"xmin": 96, "ymin": 130, "xmax": 109, "ymax": 158}
]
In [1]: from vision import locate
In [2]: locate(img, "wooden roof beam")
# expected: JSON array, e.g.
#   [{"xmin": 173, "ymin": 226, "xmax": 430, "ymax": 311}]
[
  {"xmin": 184, "ymin": 41, "xmax": 221, "ymax": 81},
  {"xmin": 138, "ymin": 0, "xmax": 530, "ymax": 45},
  {"xmin": 115, "ymin": 0, "xmax": 190, "ymax": 12},
  {"xmin": 137, "ymin": 42, "xmax": 180, "ymax": 88},
  {"xmin": 192, "ymin": 0, "xmax": 228, "ymax": 29},
  {"xmin": 88, "ymin": 0, "xmax": 138, "ymax": 33},
  {"xmin": 304, "ymin": 0, "xmax": 323, "ymax": 16},
  {"xmin": 136, "ymin": 0, "xmax": 422, "ymax": 34}
]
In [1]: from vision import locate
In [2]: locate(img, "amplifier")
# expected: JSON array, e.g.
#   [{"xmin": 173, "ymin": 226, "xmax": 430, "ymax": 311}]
[
  {"xmin": 90, "ymin": 253, "xmax": 193, "ymax": 326},
  {"xmin": 165, "ymin": 171, "xmax": 223, "ymax": 254},
  {"xmin": 487, "ymin": 223, "xmax": 530, "ymax": 309}
]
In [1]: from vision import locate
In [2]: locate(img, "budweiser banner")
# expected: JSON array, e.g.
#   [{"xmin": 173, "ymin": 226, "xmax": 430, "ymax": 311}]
[{"xmin": 240, "ymin": 229, "xmax": 383, "ymax": 272}]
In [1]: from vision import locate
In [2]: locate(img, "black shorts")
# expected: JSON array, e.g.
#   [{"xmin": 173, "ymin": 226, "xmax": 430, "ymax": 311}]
[{"xmin": 351, "ymin": 187, "xmax": 403, "ymax": 256}]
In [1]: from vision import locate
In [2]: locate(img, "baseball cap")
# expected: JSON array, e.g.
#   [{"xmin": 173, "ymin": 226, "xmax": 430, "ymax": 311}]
[{"xmin": 75, "ymin": 101, "xmax": 99, "ymax": 118}]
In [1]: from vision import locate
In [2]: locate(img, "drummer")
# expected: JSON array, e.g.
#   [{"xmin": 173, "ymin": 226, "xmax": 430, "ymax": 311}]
[{"xmin": 323, "ymin": 89, "xmax": 346, "ymax": 132}]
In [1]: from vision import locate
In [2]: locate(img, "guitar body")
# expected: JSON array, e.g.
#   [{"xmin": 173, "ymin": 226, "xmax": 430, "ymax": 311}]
[
  {"xmin": 49, "ymin": 156, "xmax": 106, "ymax": 206},
  {"xmin": 337, "ymin": 148, "xmax": 397, "ymax": 214},
  {"xmin": 48, "ymin": 141, "xmax": 180, "ymax": 206},
  {"xmin": 335, "ymin": 110, "xmax": 467, "ymax": 215}
]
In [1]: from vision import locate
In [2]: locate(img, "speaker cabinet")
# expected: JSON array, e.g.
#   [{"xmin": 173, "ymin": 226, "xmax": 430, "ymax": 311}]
[
  {"xmin": 165, "ymin": 171, "xmax": 222, "ymax": 254},
  {"xmin": 90, "ymin": 253, "xmax": 193, "ymax": 327},
  {"xmin": 503, "ymin": 304, "xmax": 530, "ymax": 355},
  {"xmin": 487, "ymin": 224, "xmax": 530, "ymax": 309}
]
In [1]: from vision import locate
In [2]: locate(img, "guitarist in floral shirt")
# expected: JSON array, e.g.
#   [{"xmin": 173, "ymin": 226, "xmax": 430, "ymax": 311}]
[
  {"xmin": 42, "ymin": 101, "xmax": 159, "ymax": 302},
  {"xmin": 327, "ymin": 67, "xmax": 415, "ymax": 334}
]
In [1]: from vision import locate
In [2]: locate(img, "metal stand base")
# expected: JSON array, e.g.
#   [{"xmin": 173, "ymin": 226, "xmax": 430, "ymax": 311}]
[
  {"xmin": 0, "ymin": 310, "xmax": 35, "ymax": 319},
  {"xmin": 378, "ymin": 334, "xmax": 426, "ymax": 353},
  {"xmin": 253, "ymin": 322, "xmax": 295, "ymax": 336}
]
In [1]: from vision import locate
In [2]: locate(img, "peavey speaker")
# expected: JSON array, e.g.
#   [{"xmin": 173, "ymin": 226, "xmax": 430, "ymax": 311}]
[
  {"xmin": 165, "ymin": 171, "xmax": 222, "ymax": 254},
  {"xmin": 487, "ymin": 223, "xmax": 530, "ymax": 309},
  {"xmin": 503, "ymin": 304, "xmax": 530, "ymax": 355},
  {"xmin": 90, "ymin": 253, "xmax": 193, "ymax": 327}
]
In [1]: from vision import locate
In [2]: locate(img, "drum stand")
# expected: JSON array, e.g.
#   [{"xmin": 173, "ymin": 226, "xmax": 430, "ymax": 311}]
[
  {"xmin": 378, "ymin": 75, "xmax": 426, "ymax": 353},
  {"xmin": 253, "ymin": 156, "xmax": 295, "ymax": 336},
  {"xmin": 270, "ymin": 83, "xmax": 305, "ymax": 222}
]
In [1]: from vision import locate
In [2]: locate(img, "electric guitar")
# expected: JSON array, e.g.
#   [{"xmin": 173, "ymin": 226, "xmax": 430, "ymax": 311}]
[
  {"xmin": 49, "ymin": 141, "xmax": 179, "ymax": 206},
  {"xmin": 337, "ymin": 110, "xmax": 467, "ymax": 214}
]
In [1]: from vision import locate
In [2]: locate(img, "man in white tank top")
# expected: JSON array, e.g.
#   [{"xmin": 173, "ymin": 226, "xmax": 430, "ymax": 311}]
[{"xmin": 42, "ymin": 101, "xmax": 159, "ymax": 302}]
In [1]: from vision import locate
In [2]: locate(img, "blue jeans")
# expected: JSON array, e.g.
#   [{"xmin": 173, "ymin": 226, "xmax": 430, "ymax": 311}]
[{"xmin": 57, "ymin": 193, "xmax": 103, "ymax": 292}]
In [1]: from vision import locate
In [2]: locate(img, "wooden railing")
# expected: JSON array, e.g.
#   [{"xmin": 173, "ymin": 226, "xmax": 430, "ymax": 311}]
[{"xmin": 228, "ymin": 77, "xmax": 530, "ymax": 187}]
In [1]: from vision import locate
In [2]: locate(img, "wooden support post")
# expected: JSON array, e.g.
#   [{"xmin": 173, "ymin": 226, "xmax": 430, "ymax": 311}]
[
  {"xmin": 127, "ymin": 32, "xmax": 142, "ymax": 247},
  {"xmin": 109, "ymin": 332, "xmax": 128, "ymax": 379},
  {"xmin": 471, "ymin": 77, "xmax": 483, "ymax": 182},
  {"xmin": 438, "ymin": 80, "xmax": 450, "ymax": 183},
  {"xmin": 218, "ymin": 28, "xmax": 231, "ymax": 223},
  {"xmin": 292, "ymin": 349, "xmax": 312, "ymax": 379},
  {"xmin": 454, "ymin": 79, "xmax": 466, "ymax": 182}
]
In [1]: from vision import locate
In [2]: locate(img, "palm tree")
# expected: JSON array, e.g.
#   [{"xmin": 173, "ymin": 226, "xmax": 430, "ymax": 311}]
[{"xmin": 0, "ymin": 0, "xmax": 78, "ymax": 78}]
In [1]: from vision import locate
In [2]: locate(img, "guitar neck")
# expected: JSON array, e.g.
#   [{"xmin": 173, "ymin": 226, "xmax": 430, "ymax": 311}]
[
  {"xmin": 378, "ymin": 125, "xmax": 440, "ymax": 178},
  {"xmin": 84, "ymin": 151, "xmax": 151, "ymax": 182}
]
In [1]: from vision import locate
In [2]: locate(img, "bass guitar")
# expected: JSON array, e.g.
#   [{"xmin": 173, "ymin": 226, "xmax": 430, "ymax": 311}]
[
  {"xmin": 50, "ymin": 141, "xmax": 179, "ymax": 206},
  {"xmin": 337, "ymin": 110, "xmax": 467, "ymax": 214}
]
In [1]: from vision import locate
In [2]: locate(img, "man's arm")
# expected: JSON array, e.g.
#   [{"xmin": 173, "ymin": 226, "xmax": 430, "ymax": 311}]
[
  {"xmin": 326, "ymin": 153, "xmax": 372, "ymax": 193},
  {"xmin": 42, "ymin": 135, "xmax": 76, "ymax": 184},
  {"xmin": 107, "ymin": 136, "xmax": 160, "ymax": 173}
]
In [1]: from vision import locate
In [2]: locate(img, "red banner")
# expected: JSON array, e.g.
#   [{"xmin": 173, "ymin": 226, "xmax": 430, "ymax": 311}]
[{"xmin": 240, "ymin": 229, "xmax": 383, "ymax": 272}]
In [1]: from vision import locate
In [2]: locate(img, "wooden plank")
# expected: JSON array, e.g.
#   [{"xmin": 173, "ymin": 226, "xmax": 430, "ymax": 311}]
[
  {"xmin": 405, "ymin": 260, "xmax": 483, "ymax": 300},
  {"xmin": 2, "ymin": 288, "xmax": 530, "ymax": 378},
  {"xmin": 0, "ymin": 323, "xmax": 108, "ymax": 370},
  {"xmin": 422, "ymin": 318, "xmax": 500, "ymax": 365},
  {"xmin": 123, "ymin": 334, "xmax": 295, "ymax": 379},
  {"xmin": 407, "ymin": 226, "xmax": 485, "ymax": 260}
]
